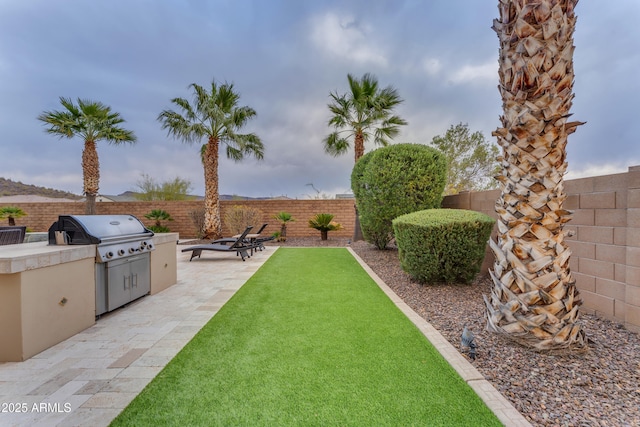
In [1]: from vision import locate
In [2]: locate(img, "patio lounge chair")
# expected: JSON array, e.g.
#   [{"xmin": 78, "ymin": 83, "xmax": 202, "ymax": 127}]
[
  {"xmin": 252, "ymin": 224, "xmax": 275, "ymax": 250},
  {"xmin": 0, "ymin": 226, "xmax": 26, "ymax": 246},
  {"xmin": 181, "ymin": 226, "xmax": 258, "ymax": 261},
  {"xmin": 217, "ymin": 223, "xmax": 270, "ymax": 254},
  {"xmin": 230, "ymin": 223, "xmax": 272, "ymax": 251}
]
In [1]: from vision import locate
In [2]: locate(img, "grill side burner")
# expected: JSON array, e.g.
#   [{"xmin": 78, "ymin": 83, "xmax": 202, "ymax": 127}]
[{"xmin": 48, "ymin": 215, "xmax": 155, "ymax": 316}]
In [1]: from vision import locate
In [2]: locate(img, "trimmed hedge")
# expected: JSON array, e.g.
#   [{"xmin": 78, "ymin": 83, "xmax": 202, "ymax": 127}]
[
  {"xmin": 393, "ymin": 209, "xmax": 495, "ymax": 284},
  {"xmin": 351, "ymin": 143, "xmax": 447, "ymax": 249}
]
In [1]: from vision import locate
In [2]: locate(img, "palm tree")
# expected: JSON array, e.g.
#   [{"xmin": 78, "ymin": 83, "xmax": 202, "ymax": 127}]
[
  {"xmin": 38, "ymin": 98, "xmax": 136, "ymax": 214},
  {"xmin": 158, "ymin": 80, "xmax": 263, "ymax": 239},
  {"xmin": 0, "ymin": 206, "xmax": 27, "ymax": 226},
  {"xmin": 324, "ymin": 73, "xmax": 407, "ymax": 240},
  {"xmin": 484, "ymin": 0, "xmax": 586, "ymax": 351},
  {"xmin": 272, "ymin": 211, "xmax": 294, "ymax": 242},
  {"xmin": 324, "ymin": 73, "xmax": 407, "ymax": 162}
]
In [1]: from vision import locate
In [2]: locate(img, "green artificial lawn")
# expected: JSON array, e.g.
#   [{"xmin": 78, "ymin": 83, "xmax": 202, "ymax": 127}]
[{"xmin": 110, "ymin": 248, "xmax": 501, "ymax": 426}]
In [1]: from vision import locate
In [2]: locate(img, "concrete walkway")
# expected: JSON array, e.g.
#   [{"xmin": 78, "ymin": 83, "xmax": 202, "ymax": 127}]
[{"xmin": 0, "ymin": 246, "xmax": 530, "ymax": 427}]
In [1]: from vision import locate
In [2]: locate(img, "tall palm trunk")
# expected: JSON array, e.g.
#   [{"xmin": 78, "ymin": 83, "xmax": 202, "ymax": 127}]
[
  {"xmin": 82, "ymin": 140, "xmax": 100, "ymax": 215},
  {"xmin": 352, "ymin": 131, "xmax": 365, "ymax": 241},
  {"xmin": 353, "ymin": 132, "xmax": 365, "ymax": 162},
  {"xmin": 203, "ymin": 136, "xmax": 222, "ymax": 239},
  {"xmin": 484, "ymin": 0, "xmax": 586, "ymax": 350}
]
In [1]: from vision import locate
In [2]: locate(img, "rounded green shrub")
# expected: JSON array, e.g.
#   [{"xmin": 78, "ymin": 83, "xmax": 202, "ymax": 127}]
[
  {"xmin": 392, "ymin": 209, "xmax": 495, "ymax": 284},
  {"xmin": 351, "ymin": 143, "xmax": 447, "ymax": 249}
]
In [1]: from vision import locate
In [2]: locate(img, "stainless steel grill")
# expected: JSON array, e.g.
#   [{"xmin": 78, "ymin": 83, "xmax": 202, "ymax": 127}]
[{"xmin": 48, "ymin": 214, "xmax": 155, "ymax": 316}]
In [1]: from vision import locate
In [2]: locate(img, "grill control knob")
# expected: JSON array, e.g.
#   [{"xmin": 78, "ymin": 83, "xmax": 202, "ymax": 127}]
[
  {"xmin": 129, "ymin": 247, "xmax": 136, "ymax": 254},
  {"xmin": 106, "ymin": 251, "xmax": 114, "ymax": 259},
  {"xmin": 147, "ymin": 243, "xmax": 153, "ymax": 250},
  {"xmin": 118, "ymin": 249, "xmax": 125, "ymax": 256}
]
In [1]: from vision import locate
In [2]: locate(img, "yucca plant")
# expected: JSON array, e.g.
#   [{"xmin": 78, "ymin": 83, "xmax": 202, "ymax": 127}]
[
  {"xmin": 308, "ymin": 213, "xmax": 343, "ymax": 241},
  {"xmin": 273, "ymin": 211, "xmax": 295, "ymax": 242}
]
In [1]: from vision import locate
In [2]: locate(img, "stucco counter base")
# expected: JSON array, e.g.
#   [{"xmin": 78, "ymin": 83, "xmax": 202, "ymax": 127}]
[{"xmin": 0, "ymin": 234, "xmax": 178, "ymax": 362}]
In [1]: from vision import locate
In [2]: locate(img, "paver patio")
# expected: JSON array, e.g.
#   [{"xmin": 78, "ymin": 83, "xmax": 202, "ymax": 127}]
[{"xmin": 0, "ymin": 246, "xmax": 529, "ymax": 427}]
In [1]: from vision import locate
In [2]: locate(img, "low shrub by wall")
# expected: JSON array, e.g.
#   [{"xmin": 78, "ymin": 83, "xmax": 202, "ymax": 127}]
[{"xmin": 393, "ymin": 209, "xmax": 495, "ymax": 284}]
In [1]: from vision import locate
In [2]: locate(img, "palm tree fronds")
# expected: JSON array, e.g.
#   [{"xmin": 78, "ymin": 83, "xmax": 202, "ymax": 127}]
[
  {"xmin": 324, "ymin": 73, "xmax": 406, "ymax": 161},
  {"xmin": 323, "ymin": 132, "xmax": 350, "ymax": 157},
  {"xmin": 239, "ymin": 133, "xmax": 264, "ymax": 160}
]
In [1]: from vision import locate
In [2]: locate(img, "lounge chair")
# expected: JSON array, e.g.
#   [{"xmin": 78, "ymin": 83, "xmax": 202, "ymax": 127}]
[
  {"xmin": 0, "ymin": 226, "xmax": 26, "ymax": 246},
  {"xmin": 230, "ymin": 223, "xmax": 272, "ymax": 251},
  {"xmin": 252, "ymin": 224, "xmax": 276, "ymax": 250},
  {"xmin": 225, "ymin": 223, "xmax": 266, "ymax": 243},
  {"xmin": 217, "ymin": 223, "xmax": 270, "ymax": 254},
  {"xmin": 181, "ymin": 226, "xmax": 258, "ymax": 261}
]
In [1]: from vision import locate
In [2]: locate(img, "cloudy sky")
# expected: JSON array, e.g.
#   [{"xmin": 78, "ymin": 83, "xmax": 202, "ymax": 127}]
[{"xmin": 1, "ymin": 1, "xmax": 638, "ymax": 199}]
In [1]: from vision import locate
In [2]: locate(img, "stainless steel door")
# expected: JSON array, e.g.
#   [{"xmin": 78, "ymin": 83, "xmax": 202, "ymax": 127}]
[
  {"xmin": 129, "ymin": 254, "xmax": 150, "ymax": 301},
  {"xmin": 107, "ymin": 257, "xmax": 133, "ymax": 311},
  {"xmin": 106, "ymin": 253, "xmax": 150, "ymax": 311}
]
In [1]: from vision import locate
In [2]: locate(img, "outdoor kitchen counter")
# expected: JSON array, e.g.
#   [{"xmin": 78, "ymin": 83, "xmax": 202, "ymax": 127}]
[
  {"xmin": 0, "ymin": 241, "xmax": 95, "ymax": 273},
  {"xmin": 149, "ymin": 233, "xmax": 179, "ymax": 294},
  {"xmin": 0, "ymin": 242, "xmax": 96, "ymax": 362},
  {"xmin": 0, "ymin": 233, "xmax": 179, "ymax": 362}
]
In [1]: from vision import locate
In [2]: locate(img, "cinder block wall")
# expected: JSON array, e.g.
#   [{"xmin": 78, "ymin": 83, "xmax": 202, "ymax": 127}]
[
  {"xmin": 6, "ymin": 166, "xmax": 639, "ymax": 331},
  {"xmin": 442, "ymin": 165, "xmax": 640, "ymax": 333},
  {"xmin": 6, "ymin": 199, "xmax": 356, "ymax": 240}
]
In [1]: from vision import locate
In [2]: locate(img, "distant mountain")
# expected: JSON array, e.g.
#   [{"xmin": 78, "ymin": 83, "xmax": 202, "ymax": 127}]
[
  {"xmin": 106, "ymin": 191, "xmax": 204, "ymax": 201},
  {"xmin": 0, "ymin": 177, "xmax": 285, "ymax": 201},
  {"xmin": 220, "ymin": 194, "xmax": 284, "ymax": 201},
  {"xmin": 111, "ymin": 192, "xmax": 271, "ymax": 201},
  {"xmin": 0, "ymin": 177, "xmax": 82, "ymax": 200}
]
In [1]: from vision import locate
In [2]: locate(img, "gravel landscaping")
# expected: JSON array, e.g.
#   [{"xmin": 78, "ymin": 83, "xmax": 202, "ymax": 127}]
[{"xmin": 276, "ymin": 237, "xmax": 640, "ymax": 427}]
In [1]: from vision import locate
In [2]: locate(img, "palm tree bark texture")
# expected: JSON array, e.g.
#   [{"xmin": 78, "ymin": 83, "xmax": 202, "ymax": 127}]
[
  {"xmin": 484, "ymin": 0, "xmax": 587, "ymax": 350},
  {"xmin": 203, "ymin": 137, "xmax": 222, "ymax": 239},
  {"xmin": 82, "ymin": 140, "xmax": 100, "ymax": 215}
]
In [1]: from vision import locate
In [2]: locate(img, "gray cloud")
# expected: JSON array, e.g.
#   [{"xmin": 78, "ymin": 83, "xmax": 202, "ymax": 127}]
[{"xmin": 1, "ymin": 0, "xmax": 638, "ymax": 198}]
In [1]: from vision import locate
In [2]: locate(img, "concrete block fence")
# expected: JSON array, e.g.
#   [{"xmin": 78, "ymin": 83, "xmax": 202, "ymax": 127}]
[
  {"xmin": 5, "ymin": 199, "xmax": 357, "ymax": 241},
  {"xmin": 442, "ymin": 165, "xmax": 640, "ymax": 333},
  {"xmin": 5, "ymin": 165, "xmax": 639, "ymax": 331}
]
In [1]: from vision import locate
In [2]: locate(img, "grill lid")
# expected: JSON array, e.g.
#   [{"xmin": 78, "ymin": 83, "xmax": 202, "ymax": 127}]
[{"xmin": 48, "ymin": 214, "xmax": 153, "ymax": 245}]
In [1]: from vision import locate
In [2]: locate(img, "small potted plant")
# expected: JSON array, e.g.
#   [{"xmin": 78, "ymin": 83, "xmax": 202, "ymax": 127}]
[{"xmin": 308, "ymin": 213, "xmax": 343, "ymax": 241}]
